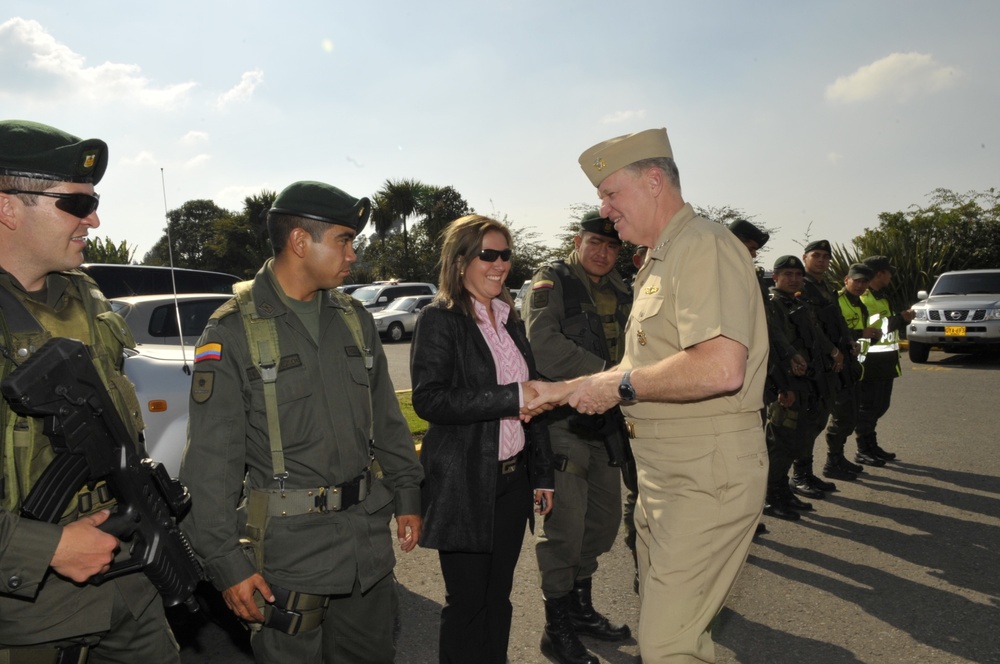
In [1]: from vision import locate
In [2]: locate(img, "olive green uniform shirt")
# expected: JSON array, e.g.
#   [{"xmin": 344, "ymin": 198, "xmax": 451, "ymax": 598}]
[{"xmin": 180, "ymin": 261, "xmax": 423, "ymax": 596}]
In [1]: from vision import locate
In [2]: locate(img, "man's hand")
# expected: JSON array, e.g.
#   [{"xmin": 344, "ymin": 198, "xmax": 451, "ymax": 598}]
[
  {"xmin": 790, "ymin": 353, "xmax": 808, "ymax": 377},
  {"xmin": 521, "ymin": 379, "xmax": 579, "ymax": 419},
  {"xmin": 223, "ymin": 573, "xmax": 274, "ymax": 623},
  {"xmin": 567, "ymin": 371, "xmax": 620, "ymax": 416},
  {"xmin": 777, "ymin": 390, "xmax": 796, "ymax": 408},
  {"xmin": 396, "ymin": 514, "xmax": 421, "ymax": 552},
  {"xmin": 50, "ymin": 510, "xmax": 119, "ymax": 583},
  {"xmin": 902, "ymin": 309, "xmax": 916, "ymax": 323},
  {"xmin": 534, "ymin": 490, "xmax": 554, "ymax": 516}
]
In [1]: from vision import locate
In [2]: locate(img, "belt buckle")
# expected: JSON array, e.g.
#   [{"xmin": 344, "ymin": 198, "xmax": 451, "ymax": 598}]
[
  {"xmin": 501, "ymin": 457, "xmax": 518, "ymax": 474},
  {"xmin": 625, "ymin": 420, "xmax": 636, "ymax": 439}
]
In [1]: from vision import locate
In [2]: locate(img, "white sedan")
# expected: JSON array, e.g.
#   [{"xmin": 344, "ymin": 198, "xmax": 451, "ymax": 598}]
[{"xmin": 372, "ymin": 295, "xmax": 434, "ymax": 342}]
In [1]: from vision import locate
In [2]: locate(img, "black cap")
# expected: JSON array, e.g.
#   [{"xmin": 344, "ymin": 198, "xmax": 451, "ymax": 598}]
[
  {"xmin": 846, "ymin": 263, "xmax": 875, "ymax": 280},
  {"xmin": 728, "ymin": 219, "xmax": 769, "ymax": 248},
  {"xmin": 862, "ymin": 255, "xmax": 895, "ymax": 274},
  {"xmin": 579, "ymin": 210, "xmax": 619, "ymax": 240},
  {"xmin": 773, "ymin": 255, "xmax": 804, "ymax": 271},
  {"xmin": 270, "ymin": 181, "xmax": 370, "ymax": 233},
  {"xmin": 0, "ymin": 120, "xmax": 108, "ymax": 184},
  {"xmin": 803, "ymin": 239, "xmax": 832, "ymax": 254}
]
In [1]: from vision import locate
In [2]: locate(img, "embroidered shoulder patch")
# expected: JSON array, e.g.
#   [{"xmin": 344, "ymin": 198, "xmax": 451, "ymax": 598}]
[
  {"xmin": 194, "ymin": 342, "xmax": 222, "ymax": 362},
  {"xmin": 532, "ymin": 280, "xmax": 554, "ymax": 291},
  {"xmin": 191, "ymin": 371, "xmax": 215, "ymax": 403}
]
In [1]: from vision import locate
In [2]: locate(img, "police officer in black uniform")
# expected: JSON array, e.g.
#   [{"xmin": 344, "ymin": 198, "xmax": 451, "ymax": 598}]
[{"xmin": 523, "ymin": 211, "xmax": 632, "ymax": 664}]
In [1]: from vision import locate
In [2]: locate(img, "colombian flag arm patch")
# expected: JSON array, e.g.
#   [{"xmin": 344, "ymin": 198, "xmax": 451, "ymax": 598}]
[
  {"xmin": 194, "ymin": 342, "xmax": 223, "ymax": 362},
  {"xmin": 532, "ymin": 280, "xmax": 554, "ymax": 291}
]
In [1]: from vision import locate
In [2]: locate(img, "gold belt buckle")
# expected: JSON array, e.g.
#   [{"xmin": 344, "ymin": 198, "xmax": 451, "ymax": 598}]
[{"xmin": 625, "ymin": 420, "xmax": 636, "ymax": 439}]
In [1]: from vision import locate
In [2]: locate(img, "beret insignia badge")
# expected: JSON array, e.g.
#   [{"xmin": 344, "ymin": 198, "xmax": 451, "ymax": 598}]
[{"xmin": 593, "ymin": 158, "xmax": 606, "ymax": 171}]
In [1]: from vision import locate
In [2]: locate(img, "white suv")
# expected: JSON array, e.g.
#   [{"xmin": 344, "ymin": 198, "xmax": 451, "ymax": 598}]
[{"xmin": 907, "ymin": 269, "xmax": 1000, "ymax": 363}]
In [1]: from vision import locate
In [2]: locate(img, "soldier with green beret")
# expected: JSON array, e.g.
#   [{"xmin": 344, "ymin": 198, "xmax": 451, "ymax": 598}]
[
  {"xmin": 522, "ymin": 210, "xmax": 632, "ymax": 664},
  {"xmin": 0, "ymin": 120, "xmax": 180, "ymax": 661},
  {"xmin": 180, "ymin": 180, "xmax": 424, "ymax": 662}
]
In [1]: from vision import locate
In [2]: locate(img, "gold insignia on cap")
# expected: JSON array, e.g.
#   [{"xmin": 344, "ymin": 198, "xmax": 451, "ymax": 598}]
[
  {"xmin": 643, "ymin": 286, "xmax": 659, "ymax": 295},
  {"xmin": 83, "ymin": 154, "xmax": 95, "ymax": 168},
  {"xmin": 603, "ymin": 221, "xmax": 614, "ymax": 234},
  {"xmin": 358, "ymin": 207, "xmax": 364, "ymax": 218},
  {"xmin": 593, "ymin": 158, "xmax": 606, "ymax": 171}
]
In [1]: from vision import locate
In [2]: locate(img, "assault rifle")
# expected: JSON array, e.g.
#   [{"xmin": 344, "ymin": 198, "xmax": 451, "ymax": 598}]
[{"xmin": 0, "ymin": 337, "xmax": 203, "ymax": 610}]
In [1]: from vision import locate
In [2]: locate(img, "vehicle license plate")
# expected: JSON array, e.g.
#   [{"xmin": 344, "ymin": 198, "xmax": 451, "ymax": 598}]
[{"xmin": 944, "ymin": 326, "xmax": 966, "ymax": 336}]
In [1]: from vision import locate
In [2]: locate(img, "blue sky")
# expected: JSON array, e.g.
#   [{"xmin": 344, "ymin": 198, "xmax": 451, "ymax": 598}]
[{"xmin": 2, "ymin": 1, "xmax": 998, "ymax": 264}]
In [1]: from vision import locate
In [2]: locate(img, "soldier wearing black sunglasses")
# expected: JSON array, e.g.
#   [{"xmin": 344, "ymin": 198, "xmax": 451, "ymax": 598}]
[{"xmin": 0, "ymin": 120, "xmax": 181, "ymax": 662}]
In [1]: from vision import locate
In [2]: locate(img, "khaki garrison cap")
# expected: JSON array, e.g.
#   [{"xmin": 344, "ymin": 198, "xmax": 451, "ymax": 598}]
[{"xmin": 578, "ymin": 128, "xmax": 673, "ymax": 188}]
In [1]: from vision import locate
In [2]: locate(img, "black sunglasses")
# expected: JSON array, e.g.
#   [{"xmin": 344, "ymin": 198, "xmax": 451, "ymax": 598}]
[
  {"xmin": 477, "ymin": 248, "xmax": 512, "ymax": 262},
  {"xmin": 2, "ymin": 189, "xmax": 100, "ymax": 219}
]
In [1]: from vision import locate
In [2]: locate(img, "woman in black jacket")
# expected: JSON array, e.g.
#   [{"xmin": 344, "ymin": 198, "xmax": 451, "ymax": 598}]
[{"xmin": 410, "ymin": 214, "xmax": 555, "ymax": 664}]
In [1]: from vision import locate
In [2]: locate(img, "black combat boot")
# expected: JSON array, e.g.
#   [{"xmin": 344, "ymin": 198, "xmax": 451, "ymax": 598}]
[
  {"xmin": 789, "ymin": 473, "xmax": 825, "ymax": 499},
  {"xmin": 823, "ymin": 453, "xmax": 860, "ymax": 480},
  {"xmin": 854, "ymin": 444, "xmax": 886, "ymax": 467},
  {"xmin": 541, "ymin": 596, "xmax": 598, "ymax": 664},
  {"xmin": 567, "ymin": 577, "xmax": 631, "ymax": 641},
  {"xmin": 763, "ymin": 488, "xmax": 800, "ymax": 521},
  {"xmin": 872, "ymin": 444, "xmax": 897, "ymax": 461},
  {"xmin": 780, "ymin": 485, "xmax": 814, "ymax": 511}
]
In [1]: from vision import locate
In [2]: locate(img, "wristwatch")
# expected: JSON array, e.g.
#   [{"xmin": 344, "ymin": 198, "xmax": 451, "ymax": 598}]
[{"xmin": 618, "ymin": 371, "xmax": 636, "ymax": 402}]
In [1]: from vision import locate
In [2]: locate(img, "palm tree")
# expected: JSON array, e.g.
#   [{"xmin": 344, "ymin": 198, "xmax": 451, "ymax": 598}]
[{"xmin": 371, "ymin": 178, "xmax": 430, "ymax": 278}]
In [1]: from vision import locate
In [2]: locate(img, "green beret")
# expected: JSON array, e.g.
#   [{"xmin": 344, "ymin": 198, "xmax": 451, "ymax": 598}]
[
  {"xmin": 0, "ymin": 120, "xmax": 108, "ymax": 184},
  {"xmin": 270, "ymin": 180, "xmax": 370, "ymax": 233},
  {"xmin": 862, "ymin": 255, "xmax": 895, "ymax": 274},
  {"xmin": 773, "ymin": 255, "xmax": 804, "ymax": 272},
  {"xmin": 578, "ymin": 128, "xmax": 673, "ymax": 188},
  {"xmin": 803, "ymin": 239, "xmax": 832, "ymax": 254},
  {"xmin": 728, "ymin": 219, "xmax": 769, "ymax": 247},
  {"xmin": 579, "ymin": 210, "xmax": 619, "ymax": 240},
  {"xmin": 846, "ymin": 263, "xmax": 874, "ymax": 280}
]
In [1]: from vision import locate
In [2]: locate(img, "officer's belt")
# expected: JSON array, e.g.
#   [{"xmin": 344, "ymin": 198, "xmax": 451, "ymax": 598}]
[
  {"xmin": 553, "ymin": 454, "xmax": 588, "ymax": 479},
  {"xmin": 261, "ymin": 584, "xmax": 330, "ymax": 635},
  {"xmin": 625, "ymin": 412, "xmax": 762, "ymax": 439},
  {"xmin": 257, "ymin": 468, "xmax": 372, "ymax": 516},
  {"xmin": 0, "ymin": 645, "xmax": 87, "ymax": 664}
]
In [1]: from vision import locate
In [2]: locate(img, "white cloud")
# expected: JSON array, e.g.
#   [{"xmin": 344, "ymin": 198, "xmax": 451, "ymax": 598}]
[
  {"xmin": 601, "ymin": 110, "xmax": 646, "ymax": 124},
  {"xmin": 0, "ymin": 17, "xmax": 196, "ymax": 107},
  {"xmin": 121, "ymin": 150, "xmax": 157, "ymax": 166},
  {"xmin": 825, "ymin": 52, "xmax": 961, "ymax": 104},
  {"xmin": 216, "ymin": 69, "xmax": 264, "ymax": 110},
  {"xmin": 215, "ymin": 184, "xmax": 273, "ymax": 210},
  {"xmin": 184, "ymin": 154, "xmax": 211, "ymax": 169},
  {"xmin": 182, "ymin": 131, "xmax": 209, "ymax": 145}
]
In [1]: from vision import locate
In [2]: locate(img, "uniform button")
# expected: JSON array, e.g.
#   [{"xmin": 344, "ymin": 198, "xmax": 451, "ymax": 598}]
[{"xmin": 8, "ymin": 575, "xmax": 22, "ymax": 589}]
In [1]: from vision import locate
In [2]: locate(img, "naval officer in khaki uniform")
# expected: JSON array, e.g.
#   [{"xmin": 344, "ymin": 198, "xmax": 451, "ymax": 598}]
[
  {"xmin": 180, "ymin": 181, "xmax": 423, "ymax": 663},
  {"xmin": 528, "ymin": 128, "xmax": 768, "ymax": 662},
  {"xmin": 0, "ymin": 120, "xmax": 179, "ymax": 662}
]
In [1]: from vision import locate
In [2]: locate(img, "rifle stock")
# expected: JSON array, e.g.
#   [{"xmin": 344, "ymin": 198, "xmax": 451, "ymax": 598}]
[{"xmin": 1, "ymin": 337, "xmax": 203, "ymax": 610}]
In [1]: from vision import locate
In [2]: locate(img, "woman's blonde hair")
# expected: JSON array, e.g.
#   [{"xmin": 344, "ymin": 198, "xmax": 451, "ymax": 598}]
[{"xmin": 436, "ymin": 214, "xmax": 515, "ymax": 320}]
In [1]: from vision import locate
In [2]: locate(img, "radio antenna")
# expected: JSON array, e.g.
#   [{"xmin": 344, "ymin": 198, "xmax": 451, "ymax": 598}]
[{"xmin": 161, "ymin": 168, "xmax": 192, "ymax": 374}]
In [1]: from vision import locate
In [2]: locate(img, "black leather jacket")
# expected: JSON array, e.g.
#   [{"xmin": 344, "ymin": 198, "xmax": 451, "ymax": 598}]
[{"xmin": 410, "ymin": 301, "xmax": 555, "ymax": 552}]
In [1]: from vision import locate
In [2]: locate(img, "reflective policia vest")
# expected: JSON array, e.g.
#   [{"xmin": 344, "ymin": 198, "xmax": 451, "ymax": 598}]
[
  {"xmin": 0, "ymin": 270, "xmax": 144, "ymax": 517},
  {"xmin": 837, "ymin": 289, "xmax": 871, "ymax": 373},
  {"xmin": 861, "ymin": 290, "xmax": 901, "ymax": 353}
]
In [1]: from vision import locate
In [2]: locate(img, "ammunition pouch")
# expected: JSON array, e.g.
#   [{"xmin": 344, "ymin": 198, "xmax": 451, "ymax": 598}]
[
  {"xmin": 258, "ymin": 584, "xmax": 330, "ymax": 636},
  {"xmin": 767, "ymin": 402, "xmax": 799, "ymax": 430},
  {"xmin": 0, "ymin": 645, "xmax": 88, "ymax": 664}
]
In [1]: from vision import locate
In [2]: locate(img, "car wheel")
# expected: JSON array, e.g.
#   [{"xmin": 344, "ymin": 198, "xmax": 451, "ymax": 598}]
[
  {"xmin": 908, "ymin": 340, "xmax": 930, "ymax": 363},
  {"xmin": 388, "ymin": 322, "xmax": 405, "ymax": 343}
]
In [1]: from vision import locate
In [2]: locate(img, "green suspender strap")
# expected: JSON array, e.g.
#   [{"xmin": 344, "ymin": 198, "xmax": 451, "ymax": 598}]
[{"xmin": 233, "ymin": 281, "xmax": 287, "ymax": 487}]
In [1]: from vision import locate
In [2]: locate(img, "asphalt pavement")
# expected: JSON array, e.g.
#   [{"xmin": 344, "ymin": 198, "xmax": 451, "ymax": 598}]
[{"xmin": 176, "ymin": 346, "xmax": 1000, "ymax": 663}]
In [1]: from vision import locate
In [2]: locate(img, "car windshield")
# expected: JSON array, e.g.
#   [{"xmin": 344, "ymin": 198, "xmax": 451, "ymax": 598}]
[
  {"xmin": 384, "ymin": 297, "xmax": 418, "ymax": 312},
  {"xmin": 350, "ymin": 286, "xmax": 380, "ymax": 304},
  {"xmin": 932, "ymin": 273, "xmax": 1000, "ymax": 296}
]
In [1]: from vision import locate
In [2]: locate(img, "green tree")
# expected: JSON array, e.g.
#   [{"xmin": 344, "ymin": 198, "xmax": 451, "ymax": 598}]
[
  {"xmin": 420, "ymin": 186, "xmax": 473, "ymax": 242},
  {"xmin": 143, "ymin": 199, "xmax": 231, "ymax": 268},
  {"xmin": 831, "ymin": 187, "xmax": 1000, "ymax": 312},
  {"xmin": 204, "ymin": 190, "xmax": 276, "ymax": 279},
  {"xmin": 84, "ymin": 236, "xmax": 136, "ymax": 264},
  {"xmin": 371, "ymin": 178, "xmax": 431, "ymax": 278}
]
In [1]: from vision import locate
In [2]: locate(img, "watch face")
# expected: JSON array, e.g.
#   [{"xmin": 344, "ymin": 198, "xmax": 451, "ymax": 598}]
[{"xmin": 619, "ymin": 379, "xmax": 635, "ymax": 401}]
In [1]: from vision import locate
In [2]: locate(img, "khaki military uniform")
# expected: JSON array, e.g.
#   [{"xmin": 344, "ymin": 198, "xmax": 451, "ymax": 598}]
[
  {"xmin": 619, "ymin": 205, "xmax": 768, "ymax": 662},
  {"xmin": 523, "ymin": 252, "xmax": 631, "ymax": 598},
  {"xmin": 180, "ymin": 261, "xmax": 423, "ymax": 662},
  {"xmin": 0, "ymin": 269, "xmax": 178, "ymax": 662}
]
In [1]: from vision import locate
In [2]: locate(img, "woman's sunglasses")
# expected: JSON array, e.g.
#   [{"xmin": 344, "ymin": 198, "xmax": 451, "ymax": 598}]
[
  {"xmin": 477, "ymin": 248, "xmax": 512, "ymax": 263},
  {"xmin": 1, "ymin": 189, "xmax": 100, "ymax": 219}
]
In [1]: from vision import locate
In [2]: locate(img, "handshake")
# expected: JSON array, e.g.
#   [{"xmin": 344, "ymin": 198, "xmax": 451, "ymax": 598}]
[{"xmin": 519, "ymin": 370, "xmax": 625, "ymax": 422}]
